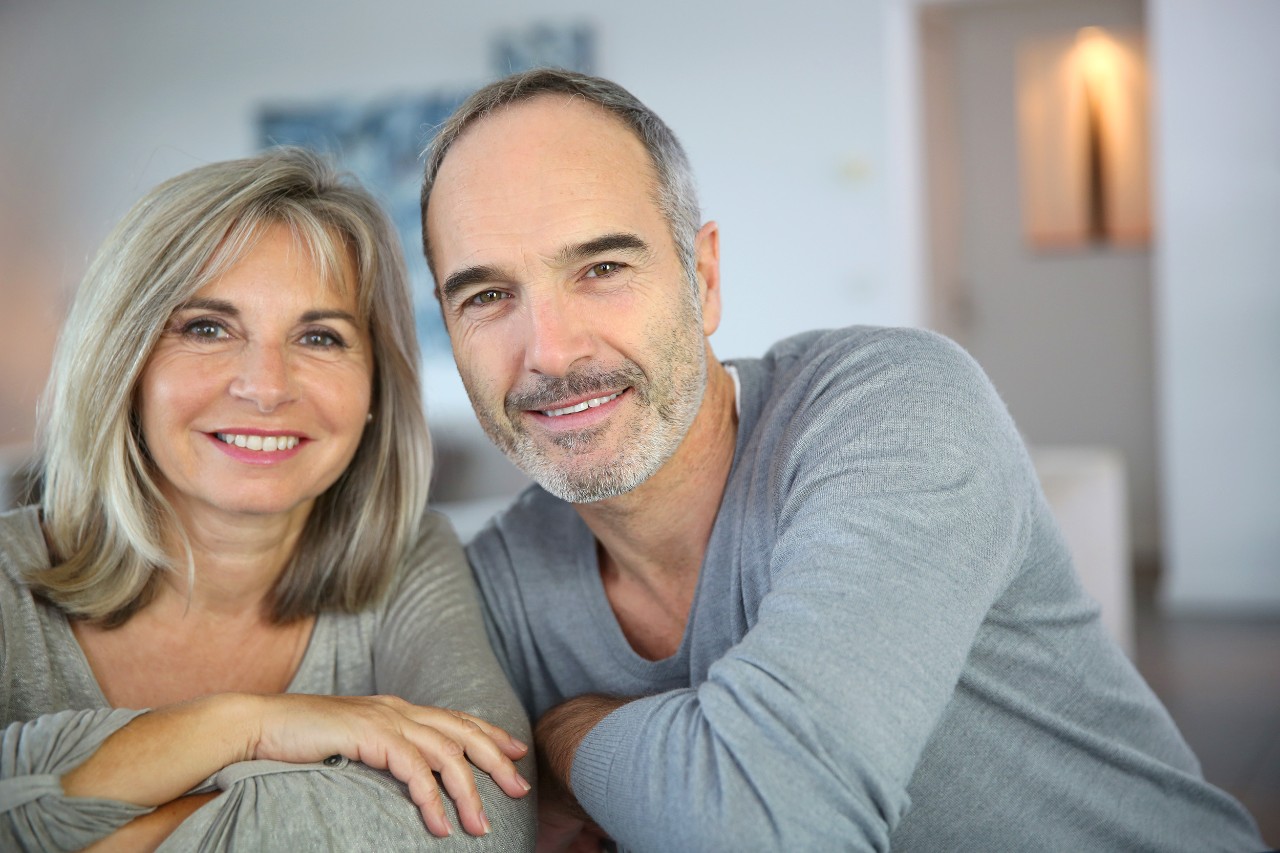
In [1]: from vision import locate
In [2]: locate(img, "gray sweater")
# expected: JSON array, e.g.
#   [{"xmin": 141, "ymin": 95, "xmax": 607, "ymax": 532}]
[
  {"xmin": 468, "ymin": 327, "xmax": 1263, "ymax": 852},
  {"xmin": 0, "ymin": 507, "xmax": 535, "ymax": 851}
]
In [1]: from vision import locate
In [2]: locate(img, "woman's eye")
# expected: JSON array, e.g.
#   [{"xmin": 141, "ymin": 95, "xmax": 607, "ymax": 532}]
[
  {"xmin": 469, "ymin": 289, "xmax": 508, "ymax": 306},
  {"xmin": 181, "ymin": 319, "xmax": 228, "ymax": 339},
  {"xmin": 586, "ymin": 262, "xmax": 622, "ymax": 278},
  {"xmin": 300, "ymin": 330, "xmax": 345, "ymax": 348}
]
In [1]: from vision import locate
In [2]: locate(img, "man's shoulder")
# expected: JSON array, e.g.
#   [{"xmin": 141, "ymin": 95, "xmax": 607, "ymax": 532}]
[
  {"xmin": 737, "ymin": 326, "xmax": 983, "ymax": 417},
  {"xmin": 466, "ymin": 485, "xmax": 585, "ymax": 576},
  {"xmin": 759, "ymin": 325, "xmax": 968, "ymax": 377}
]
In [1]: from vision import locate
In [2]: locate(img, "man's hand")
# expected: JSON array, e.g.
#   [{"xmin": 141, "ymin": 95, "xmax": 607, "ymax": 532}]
[
  {"xmin": 535, "ymin": 809, "xmax": 611, "ymax": 853},
  {"xmin": 534, "ymin": 694, "xmax": 629, "ymax": 851}
]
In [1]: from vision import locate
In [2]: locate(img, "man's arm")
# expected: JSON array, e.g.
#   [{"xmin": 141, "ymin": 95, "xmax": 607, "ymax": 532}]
[
  {"xmin": 560, "ymin": 331, "xmax": 1037, "ymax": 851},
  {"xmin": 535, "ymin": 694, "xmax": 626, "ymax": 821}
]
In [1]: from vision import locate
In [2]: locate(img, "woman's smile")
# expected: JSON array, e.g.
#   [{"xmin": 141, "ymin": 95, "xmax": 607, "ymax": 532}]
[{"xmin": 136, "ymin": 223, "xmax": 373, "ymax": 523}]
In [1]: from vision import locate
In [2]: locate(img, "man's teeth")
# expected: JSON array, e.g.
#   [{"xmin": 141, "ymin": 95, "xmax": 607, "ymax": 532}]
[
  {"xmin": 215, "ymin": 433, "xmax": 300, "ymax": 452},
  {"xmin": 541, "ymin": 391, "xmax": 622, "ymax": 417}
]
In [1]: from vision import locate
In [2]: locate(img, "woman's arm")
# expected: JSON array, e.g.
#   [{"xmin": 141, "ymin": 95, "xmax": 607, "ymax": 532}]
[
  {"xmin": 60, "ymin": 692, "xmax": 528, "ymax": 839},
  {"xmin": 80, "ymin": 793, "xmax": 218, "ymax": 853},
  {"xmin": 2, "ymin": 708, "xmax": 153, "ymax": 852},
  {"xmin": 373, "ymin": 512, "xmax": 537, "ymax": 843}
]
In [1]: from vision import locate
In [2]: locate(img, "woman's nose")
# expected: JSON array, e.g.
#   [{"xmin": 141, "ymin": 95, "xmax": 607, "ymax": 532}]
[{"xmin": 228, "ymin": 343, "xmax": 297, "ymax": 412}]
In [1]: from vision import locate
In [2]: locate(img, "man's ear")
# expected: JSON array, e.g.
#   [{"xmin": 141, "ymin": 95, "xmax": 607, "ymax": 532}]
[{"xmin": 693, "ymin": 221, "xmax": 722, "ymax": 337}]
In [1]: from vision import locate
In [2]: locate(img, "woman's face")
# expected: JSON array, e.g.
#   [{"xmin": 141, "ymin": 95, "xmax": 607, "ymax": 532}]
[{"xmin": 137, "ymin": 223, "xmax": 374, "ymax": 529}]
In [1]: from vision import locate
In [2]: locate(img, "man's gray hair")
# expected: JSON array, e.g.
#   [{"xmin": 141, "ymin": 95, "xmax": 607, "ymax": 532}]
[{"xmin": 420, "ymin": 68, "xmax": 701, "ymax": 287}]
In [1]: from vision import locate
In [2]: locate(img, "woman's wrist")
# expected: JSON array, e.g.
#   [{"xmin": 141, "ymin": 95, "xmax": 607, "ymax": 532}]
[{"xmin": 61, "ymin": 693, "xmax": 260, "ymax": 805}]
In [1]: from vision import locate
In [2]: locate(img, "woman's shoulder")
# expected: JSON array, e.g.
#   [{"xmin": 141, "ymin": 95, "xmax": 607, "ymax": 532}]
[
  {"xmin": 388, "ymin": 509, "xmax": 470, "ymax": 591},
  {"xmin": 0, "ymin": 505, "xmax": 49, "ymax": 585},
  {"xmin": 316, "ymin": 510, "xmax": 471, "ymax": 652},
  {"xmin": 0, "ymin": 506, "xmax": 99, "ymax": 723}
]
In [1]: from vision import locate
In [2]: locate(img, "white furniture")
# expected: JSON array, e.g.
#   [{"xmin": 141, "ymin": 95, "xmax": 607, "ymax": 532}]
[{"xmin": 1032, "ymin": 446, "xmax": 1134, "ymax": 657}]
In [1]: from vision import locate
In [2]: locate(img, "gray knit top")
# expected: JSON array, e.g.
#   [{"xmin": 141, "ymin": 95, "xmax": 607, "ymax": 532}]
[
  {"xmin": 0, "ymin": 507, "xmax": 535, "ymax": 851},
  {"xmin": 468, "ymin": 327, "xmax": 1263, "ymax": 853}
]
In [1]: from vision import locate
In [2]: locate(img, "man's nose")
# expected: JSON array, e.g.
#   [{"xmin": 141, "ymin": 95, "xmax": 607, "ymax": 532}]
[
  {"xmin": 228, "ymin": 343, "xmax": 298, "ymax": 412},
  {"xmin": 522, "ymin": 293, "xmax": 594, "ymax": 377}
]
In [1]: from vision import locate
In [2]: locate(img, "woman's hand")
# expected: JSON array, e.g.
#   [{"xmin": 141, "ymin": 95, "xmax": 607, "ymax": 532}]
[
  {"xmin": 251, "ymin": 693, "xmax": 531, "ymax": 837},
  {"xmin": 61, "ymin": 693, "xmax": 531, "ymax": 840}
]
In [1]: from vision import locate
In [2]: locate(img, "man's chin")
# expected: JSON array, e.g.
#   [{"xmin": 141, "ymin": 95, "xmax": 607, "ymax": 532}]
[
  {"xmin": 536, "ymin": 473, "xmax": 639, "ymax": 505},
  {"xmin": 514, "ymin": 450, "xmax": 646, "ymax": 504}
]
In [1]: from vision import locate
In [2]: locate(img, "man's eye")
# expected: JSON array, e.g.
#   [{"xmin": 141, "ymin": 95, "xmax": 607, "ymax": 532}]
[
  {"xmin": 586, "ymin": 262, "xmax": 623, "ymax": 278},
  {"xmin": 469, "ymin": 289, "xmax": 508, "ymax": 306}
]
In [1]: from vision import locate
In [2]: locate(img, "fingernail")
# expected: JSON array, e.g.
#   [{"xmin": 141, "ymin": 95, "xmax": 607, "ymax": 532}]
[
  {"xmin": 511, "ymin": 737, "xmax": 529, "ymax": 752},
  {"xmin": 517, "ymin": 773, "xmax": 532, "ymax": 792},
  {"xmin": 481, "ymin": 811, "xmax": 492, "ymax": 835}
]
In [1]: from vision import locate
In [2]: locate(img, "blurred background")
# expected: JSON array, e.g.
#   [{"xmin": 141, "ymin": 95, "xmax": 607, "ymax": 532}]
[{"xmin": 1, "ymin": 0, "xmax": 1276, "ymax": 837}]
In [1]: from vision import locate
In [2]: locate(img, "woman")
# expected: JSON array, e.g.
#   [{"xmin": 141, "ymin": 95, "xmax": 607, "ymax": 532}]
[{"xmin": 0, "ymin": 148, "xmax": 534, "ymax": 851}]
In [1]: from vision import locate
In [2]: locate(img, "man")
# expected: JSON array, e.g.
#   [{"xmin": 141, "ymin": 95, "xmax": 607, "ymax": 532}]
[{"xmin": 420, "ymin": 69, "xmax": 1263, "ymax": 852}]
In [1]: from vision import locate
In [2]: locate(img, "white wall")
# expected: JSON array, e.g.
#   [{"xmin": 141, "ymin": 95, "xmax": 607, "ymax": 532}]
[
  {"xmin": 0, "ymin": 0, "xmax": 922, "ymax": 465},
  {"xmin": 1150, "ymin": 0, "xmax": 1280, "ymax": 612},
  {"xmin": 917, "ymin": 0, "xmax": 1160, "ymax": 564}
]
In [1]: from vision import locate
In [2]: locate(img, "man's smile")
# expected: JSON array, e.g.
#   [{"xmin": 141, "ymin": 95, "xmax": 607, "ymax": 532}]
[{"xmin": 539, "ymin": 390, "xmax": 624, "ymax": 417}]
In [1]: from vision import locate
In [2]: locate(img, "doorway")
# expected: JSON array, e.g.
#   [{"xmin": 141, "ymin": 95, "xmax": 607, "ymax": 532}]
[{"xmin": 918, "ymin": 0, "xmax": 1159, "ymax": 570}]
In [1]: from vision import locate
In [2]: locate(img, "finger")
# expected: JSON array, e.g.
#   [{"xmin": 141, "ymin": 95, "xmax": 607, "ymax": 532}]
[
  {"xmin": 448, "ymin": 710, "xmax": 529, "ymax": 759},
  {"xmin": 399, "ymin": 724, "xmax": 494, "ymax": 836},
  {"xmin": 369, "ymin": 736, "xmax": 455, "ymax": 838},
  {"xmin": 436, "ymin": 750, "xmax": 492, "ymax": 836},
  {"xmin": 428, "ymin": 712, "xmax": 531, "ymax": 799}
]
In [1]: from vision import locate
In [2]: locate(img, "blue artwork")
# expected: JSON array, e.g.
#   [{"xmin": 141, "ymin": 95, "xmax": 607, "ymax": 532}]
[
  {"xmin": 492, "ymin": 22, "xmax": 595, "ymax": 76},
  {"xmin": 257, "ymin": 22, "xmax": 596, "ymax": 359}
]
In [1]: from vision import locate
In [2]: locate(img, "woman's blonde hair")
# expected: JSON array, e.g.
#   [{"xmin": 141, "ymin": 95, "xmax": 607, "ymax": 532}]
[{"xmin": 33, "ymin": 147, "xmax": 431, "ymax": 627}]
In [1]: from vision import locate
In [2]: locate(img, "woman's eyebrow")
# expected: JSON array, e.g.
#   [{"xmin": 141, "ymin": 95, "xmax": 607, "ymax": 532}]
[
  {"xmin": 175, "ymin": 300, "xmax": 356, "ymax": 325},
  {"xmin": 177, "ymin": 297, "xmax": 237, "ymax": 315},
  {"xmin": 299, "ymin": 309, "xmax": 359, "ymax": 324}
]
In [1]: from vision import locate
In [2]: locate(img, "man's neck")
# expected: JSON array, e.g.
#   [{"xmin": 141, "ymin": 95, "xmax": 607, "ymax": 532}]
[{"xmin": 573, "ymin": 350, "xmax": 738, "ymax": 656}]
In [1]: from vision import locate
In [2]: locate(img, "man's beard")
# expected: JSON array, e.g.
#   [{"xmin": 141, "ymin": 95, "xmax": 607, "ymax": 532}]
[{"xmin": 466, "ymin": 321, "xmax": 707, "ymax": 504}]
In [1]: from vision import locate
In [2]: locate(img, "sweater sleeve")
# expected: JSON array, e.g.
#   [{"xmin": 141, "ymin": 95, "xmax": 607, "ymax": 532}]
[
  {"xmin": 571, "ymin": 330, "xmax": 1038, "ymax": 852},
  {"xmin": 372, "ymin": 511, "xmax": 536, "ymax": 848},
  {"xmin": 1, "ymin": 707, "xmax": 153, "ymax": 852},
  {"xmin": 157, "ymin": 756, "xmax": 533, "ymax": 853}
]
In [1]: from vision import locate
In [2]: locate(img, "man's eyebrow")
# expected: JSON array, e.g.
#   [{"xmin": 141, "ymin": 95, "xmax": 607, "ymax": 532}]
[
  {"xmin": 555, "ymin": 232, "xmax": 652, "ymax": 266},
  {"xmin": 440, "ymin": 264, "xmax": 507, "ymax": 304},
  {"xmin": 438, "ymin": 233, "xmax": 652, "ymax": 304}
]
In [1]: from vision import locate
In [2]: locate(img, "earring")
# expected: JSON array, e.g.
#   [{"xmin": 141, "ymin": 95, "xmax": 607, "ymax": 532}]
[{"xmin": 366, "ymin": 412, "xmax": 374, "ymax": 423}]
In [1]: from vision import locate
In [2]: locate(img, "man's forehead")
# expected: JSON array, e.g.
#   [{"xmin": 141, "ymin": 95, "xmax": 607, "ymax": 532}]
[
  {"xmin": 427, "ymin": 94, "xmax": 669, "ymax": 276},
  {"xmin": 439, "ymin": 94, "xmax": 654, "ymax": 186}
]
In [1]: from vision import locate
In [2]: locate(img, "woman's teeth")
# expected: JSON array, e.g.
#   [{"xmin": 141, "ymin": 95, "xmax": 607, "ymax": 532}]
[
  {"xmin": 542, "ymin": 391, "xmax": 621, "ymax": 418},
  {"xmin": 215, "ymin": 433, "xmax": 300, "ymax": 452}
]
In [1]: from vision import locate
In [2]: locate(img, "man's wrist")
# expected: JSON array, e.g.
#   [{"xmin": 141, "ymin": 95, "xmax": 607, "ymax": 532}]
[{"xmin": 534, "ymin": 694, "xmax": 629, "ymax": 820}]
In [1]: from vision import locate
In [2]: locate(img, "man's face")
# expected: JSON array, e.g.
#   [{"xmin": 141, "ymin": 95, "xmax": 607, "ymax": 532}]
[{"xmin": 426, "ymin": 96, "xmax": 718, "ymax": 503}]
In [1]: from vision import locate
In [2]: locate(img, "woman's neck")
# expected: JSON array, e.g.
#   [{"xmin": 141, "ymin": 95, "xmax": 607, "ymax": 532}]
[{"xmin": 154, "ymin": 498, "xmax": 314, "ymax": 617}]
